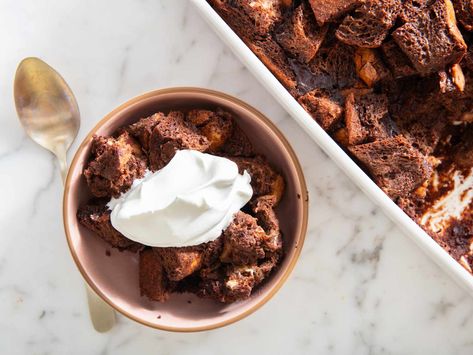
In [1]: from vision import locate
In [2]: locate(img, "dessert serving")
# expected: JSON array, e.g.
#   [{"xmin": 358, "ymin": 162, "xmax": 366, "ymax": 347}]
[
  {"xmin": 77, "ymin": 107, "xmax": 286, "ymax": 303},
  {"xmin": 208, "ymin": 0, "xmax": 473, "ymax": 273}
]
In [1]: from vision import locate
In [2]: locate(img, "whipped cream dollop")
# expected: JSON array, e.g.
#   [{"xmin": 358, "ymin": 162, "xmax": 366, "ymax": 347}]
[{"xmin": 107, "ymin": 150, "xmax": 253, "ymax": 247}]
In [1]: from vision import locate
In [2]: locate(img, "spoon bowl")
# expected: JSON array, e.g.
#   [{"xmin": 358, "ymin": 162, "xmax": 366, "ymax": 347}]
[{"xmin": 14, "ymin": 57, "xmax": 80, "ymax": 167}]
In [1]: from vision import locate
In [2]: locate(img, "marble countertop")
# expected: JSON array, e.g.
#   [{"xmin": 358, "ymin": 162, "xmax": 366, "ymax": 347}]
[{"xmin": 1, "ymin": 0, "xmax": 473, "ymax": 354}]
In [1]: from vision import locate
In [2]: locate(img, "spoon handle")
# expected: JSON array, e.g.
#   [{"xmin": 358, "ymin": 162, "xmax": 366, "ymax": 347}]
[
  {"xmin": 57, "ymin": 149, "xmax": 116, "ymax": 332},
  {"xmin": 56, "ymin": 149, "xmax": 68, "ymax": 183},
  {"xmin": 85, "ymin": 284, "xmax": 116, "ymax": 333}
]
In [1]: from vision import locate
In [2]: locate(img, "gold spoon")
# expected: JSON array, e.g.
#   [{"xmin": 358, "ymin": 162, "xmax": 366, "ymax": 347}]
[{"xmin": 14, "ymin": 57, "xmax": 116, "ymax": 332}]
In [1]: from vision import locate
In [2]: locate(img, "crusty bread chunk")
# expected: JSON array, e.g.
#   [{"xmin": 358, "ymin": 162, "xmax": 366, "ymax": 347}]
[
  {"xmin": 221, "ymin": 124, "xmax": 255, "ymax": 157},
  {"xmin": 247, "ymin": 38, "xmax": 298, "ymax": 93},
  {"xmin": 207, "ymin": 0, "xmax": 284, "ymax": 37},
  {"xmin": 298, "ymin": 88, "xmax": 344, "ymax": 131},
  {"xmin": 127, "ymin": 113, "xmax": 164, "ymax": 152},
  {"xmin": 349, "ymin": 136, "xmax": 433, "ymax": 198},
  {"xmin": 308, "ymin": 38, "xmax": 359, "ymax": 89},
  {"xmin": 139, "ymin": 249, "xmax": 171, "ymax": 302},
  {"xmin": 187, "ymin": 109, "xmax": 233, "ymax": 152},
  {"xmin": 308, "ymin": 0, "xmax": 363, "ymax": 26},
  {"xmin": 154, "ymin": 247, "xmax": 204, "ymax": 282},
  {"xmin": 220, "ymin": 211, "xmax": 267, "ymax": 265},
  {"xmin": 345, "ymin": 92, "xmax": 395, "ymax": 145},
  {"xmin": 148, "ymin": 111, "xmax": 210, "ymax": 171},
  {"xmin": 77, "ymin": 200, "xmax": 143, "ymax": 252},
  {"xmin": 275, "ymin": 3, "xmax": 328, "ymax": 63},
  {"xmin": 84, "ymin": 132, "xmax": 147, "ymax": 198},
  {"xmin": 381, "ymin": 40, "xmax": 417, "ymax": 79},
  {"xmin": 393, "ymin": 0, "xmax": 467, "ymax": 74},
  {"xmin": 336, "ymin": 0, "xmax": 401, "ymax": 48},
  {"xmin": 230, "ymin": 156, "xmax": 285, "ymax": 203}
]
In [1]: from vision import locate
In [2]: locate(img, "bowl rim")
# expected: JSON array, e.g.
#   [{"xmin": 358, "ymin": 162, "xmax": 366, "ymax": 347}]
[{"xmin": 63, "ymin": 87, "xmax": 309, "ymax": 332}]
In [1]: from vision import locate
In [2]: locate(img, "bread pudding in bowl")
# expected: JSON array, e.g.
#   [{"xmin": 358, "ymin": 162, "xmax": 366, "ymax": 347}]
[{"xmin": 63, "ymin": 88, "xmax": 308, "ymax": 331}]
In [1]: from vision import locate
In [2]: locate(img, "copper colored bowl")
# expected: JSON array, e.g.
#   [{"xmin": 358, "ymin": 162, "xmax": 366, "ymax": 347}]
[{"xmin": 63, "ymin": 87, "xmax": 308, "ymax": 332}]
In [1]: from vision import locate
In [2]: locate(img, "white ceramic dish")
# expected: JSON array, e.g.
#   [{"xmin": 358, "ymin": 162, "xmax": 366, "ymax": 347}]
[{"xmin": 191, "ymin": 0, "xmax": 473, "ymax": 296}]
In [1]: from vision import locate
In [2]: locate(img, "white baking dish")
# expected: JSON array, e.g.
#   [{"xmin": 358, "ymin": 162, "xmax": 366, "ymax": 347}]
[{"xmin": 191, "ymin": 0, "xmax": 473, "ymax": 296}]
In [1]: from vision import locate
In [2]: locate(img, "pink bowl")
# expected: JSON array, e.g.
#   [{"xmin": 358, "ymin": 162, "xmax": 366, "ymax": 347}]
[{"xmin": 63, "ymin": 87, "xmax": 308, "ymax": 331}]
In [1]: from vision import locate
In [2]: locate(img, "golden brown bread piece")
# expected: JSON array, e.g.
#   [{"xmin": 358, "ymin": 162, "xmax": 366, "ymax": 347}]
[
  {"xmin": 354, "ymin": 48, "xmax": 392, "ymax": 87},
  {"xmin": 208, "ymin": 0, "xmax": 284, "ymax": 38},
  {"xmin": 230, "ymin": 156, "xmax": 285, "ymax": 203},
  {"xmin": 201, "ymin": 110, "xmax": 233, "ymax": 152},
  {"xmin": 154, "ymin": 247, "xmax": 204, "ymax": 282},
  {"xmin": 439, "ymin": 63, "xmax": 465, "ymax": 93}
]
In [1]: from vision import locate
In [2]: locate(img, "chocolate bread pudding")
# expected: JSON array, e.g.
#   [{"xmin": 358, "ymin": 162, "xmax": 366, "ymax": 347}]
[
  {"xmin": 208, "ymin": 0, "xmax": 473, "ymax": 273},
  {"xmin": 77, "ymin": 108, "xmax": 285, "ymax": 303}
]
